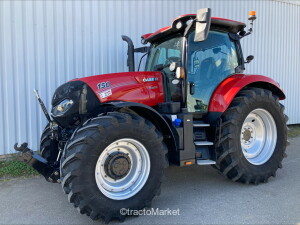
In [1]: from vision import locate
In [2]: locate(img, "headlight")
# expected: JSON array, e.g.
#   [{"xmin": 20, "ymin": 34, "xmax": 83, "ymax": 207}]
[{"xmin": 51, "ymin": 99, "xmax": 74, "ymax": 116}]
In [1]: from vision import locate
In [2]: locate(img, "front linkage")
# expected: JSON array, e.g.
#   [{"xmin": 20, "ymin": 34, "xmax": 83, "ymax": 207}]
[
  {"xmin": 14, "ymin": 90, "xmax": 62, "ymax": 183},
  {"xmin": 14, "ymin": 142, "xmax": 60, "ymax": 183}
]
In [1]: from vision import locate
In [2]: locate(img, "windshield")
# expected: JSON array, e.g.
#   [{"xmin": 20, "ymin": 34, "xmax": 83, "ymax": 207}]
[{"xmin": 145, "ymin": 36, "xmax": 183, "ymax": 71}]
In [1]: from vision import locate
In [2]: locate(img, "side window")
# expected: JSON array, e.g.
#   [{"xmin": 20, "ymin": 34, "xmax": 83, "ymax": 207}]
[
  {"xmin": 157, "ymin": 49, "xmax": 166, "ymax": 65},
  {"xmin": 145, "ymin": 37, "xmax": 183, "ymax": 71},
  {"xmin": 187, "ymin": 31, "xmax": 239, "ymax": 112},
  {"xmin": 155, "ymin": 48, "xmax": 181, "ymax": 65}
]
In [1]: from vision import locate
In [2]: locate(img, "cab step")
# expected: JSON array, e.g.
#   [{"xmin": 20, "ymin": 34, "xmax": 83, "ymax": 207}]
[
  {"xmin": 194, "ymin": 141, "xmax": 214, "ymax": 146},
  {"xmin": 197, "ymin": 159, "xmax": 216, "ymax": 165},
  {"xmin": 193, "ymin": 123, "xmax": 210, "ymax": 127}
]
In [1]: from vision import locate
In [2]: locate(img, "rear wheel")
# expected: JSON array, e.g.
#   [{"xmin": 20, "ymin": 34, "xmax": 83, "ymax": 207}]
[
  {"xmin": 215, "ymin": 88, "xmax": 288, "ymax": 184},
  {"xmin": 60, "ymin": 112, "xmax": 168, "ymax": 222}
]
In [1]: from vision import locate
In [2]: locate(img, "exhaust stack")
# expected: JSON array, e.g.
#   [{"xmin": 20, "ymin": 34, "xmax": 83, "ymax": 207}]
[{"xmin": 122, "ymin": 35, "xmax": 135, "ymax": 72}]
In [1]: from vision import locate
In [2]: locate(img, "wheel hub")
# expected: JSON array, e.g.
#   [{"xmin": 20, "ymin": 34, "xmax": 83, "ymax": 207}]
[
  {"xmin": 104, "ymin": 152, "xmax": 131, "ymax": 180},
  {"xmin": 242, "ymin": 128, "xmax": 252, "ymax": 142},
  {"xmin": 241, "ymin": 124, "xmax": 255, "ymax": 146}
]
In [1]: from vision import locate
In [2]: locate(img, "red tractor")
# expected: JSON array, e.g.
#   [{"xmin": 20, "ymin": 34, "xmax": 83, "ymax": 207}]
[{"xmin": 15, "ymin": 9, "xmax": 288, "ymax": 223}]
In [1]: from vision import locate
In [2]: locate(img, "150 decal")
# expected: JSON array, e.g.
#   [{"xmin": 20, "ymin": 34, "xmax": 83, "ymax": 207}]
[{"xmin": 97, "ymin": 81, "xmax": 110, "ymax": 89}]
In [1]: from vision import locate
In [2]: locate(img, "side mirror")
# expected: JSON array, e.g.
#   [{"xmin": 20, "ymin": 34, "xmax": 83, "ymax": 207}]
[
  {"xmin": 245, "ymin": 55, "xmax": 254, "ymax": 63},
  {"xmin": 171, "ymin": 67, "xmax": 184, "ymax": 86},
  {"xmin": 194, "ymin": 8, "xmax": 211, "ymax": 42},
  {"xmin": 175, "ymin": 67, "xmax": 185, "ymax": 79}
]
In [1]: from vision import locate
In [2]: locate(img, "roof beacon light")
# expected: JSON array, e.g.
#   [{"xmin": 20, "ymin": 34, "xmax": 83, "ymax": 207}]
[
  {"xmin": 240, "ymin": 10, "xmax": 256, "ymax": 38},
  {"xmin": 248, "ymin": 11, "xmax": 256, "ymax": 21}
]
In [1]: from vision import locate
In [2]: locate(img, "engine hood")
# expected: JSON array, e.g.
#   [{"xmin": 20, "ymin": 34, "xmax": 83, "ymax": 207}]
[{"xmin": 74, "ymin": 71, "xmax": 164, "ymax": 107}]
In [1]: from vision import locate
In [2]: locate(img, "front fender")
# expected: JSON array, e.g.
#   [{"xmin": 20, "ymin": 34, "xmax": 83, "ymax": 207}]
[
  {"xmin": 208, "ymin": 74, "xmax": 285, "ymax": 113},
  {"xmin": 105, "ymin": 101, "xmax": 177, "ymax": 152}
]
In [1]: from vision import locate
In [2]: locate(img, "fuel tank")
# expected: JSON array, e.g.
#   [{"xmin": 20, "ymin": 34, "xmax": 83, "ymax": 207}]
[{"xmin": 75, "ymin": 71, "xmax": 164, "ymax": 107}]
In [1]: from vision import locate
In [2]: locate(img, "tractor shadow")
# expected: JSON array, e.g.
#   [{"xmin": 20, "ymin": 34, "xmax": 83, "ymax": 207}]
[{"xmin": 120, "ymin": 162, "xmax": 285, "ymax": 225}]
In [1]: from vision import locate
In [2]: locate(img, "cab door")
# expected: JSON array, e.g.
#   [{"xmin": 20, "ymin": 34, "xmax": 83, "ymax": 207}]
[{"xmin": 186, "ymin": 31, "xmax": 240, "ymax": 112}]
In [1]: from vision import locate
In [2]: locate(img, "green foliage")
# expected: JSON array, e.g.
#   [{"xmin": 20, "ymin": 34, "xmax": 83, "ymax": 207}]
[
  {"xmin": 288, "ymin": 125, "xmax": 300, "ymax": 138},
  {"xmin": 0, "ymin": 159, "xmax": 39, "ymax": 179}
]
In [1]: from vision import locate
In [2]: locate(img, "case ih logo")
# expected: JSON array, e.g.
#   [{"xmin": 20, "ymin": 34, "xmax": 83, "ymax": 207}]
[{"xmin": 143, "ymin": 77, "xmax": 158, "ymax": 82}]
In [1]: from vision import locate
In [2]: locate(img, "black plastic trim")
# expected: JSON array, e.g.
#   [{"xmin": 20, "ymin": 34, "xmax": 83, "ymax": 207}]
[{"xmin": 106, "ymin": 101, "xmax": 178, "ymax": 152}]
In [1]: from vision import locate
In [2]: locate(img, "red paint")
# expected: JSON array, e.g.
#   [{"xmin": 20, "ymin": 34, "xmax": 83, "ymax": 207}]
[
  {"xmin": 143, "ymin": 15, "xmax": 246, "ymax": 42},
  {"xmin": 144, "ymin": 26, "xmax": 172, "ymax": 41},
  {"xmin": 74, "ymin": 72, "xmax": 164, "ymax": 107},
  {"xmin": 173, "ymin": 14, "xmax": 245, "ymax": 25},
  {"xmin": 172, "ymin": 14, "xmax": 197, "ymax": 21},
  {"xmin": 208, "ymin": 74, "xmax": 285, "ymax": 112},
  {"xmin": 141, "ymin": 33, "xmax": 153, "ymax": 40},
  {"xmin": 211, "ymin": 17, "xmax": 245, "ymax": 25}
]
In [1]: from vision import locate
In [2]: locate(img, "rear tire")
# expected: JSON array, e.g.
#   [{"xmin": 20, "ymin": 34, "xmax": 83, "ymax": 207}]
[
  {"xmin": 215, "ymin": 88, "xmax": 288, "ymax": 184},
  {"xmin": 60, "ymin": 112, "xmax": 168, "ymax": 222}
]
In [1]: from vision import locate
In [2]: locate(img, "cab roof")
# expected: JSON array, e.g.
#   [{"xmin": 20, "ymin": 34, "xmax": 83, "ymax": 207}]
[{"xmin": 142, "ymin": 14, "xmax": 246, "ymax": 43}]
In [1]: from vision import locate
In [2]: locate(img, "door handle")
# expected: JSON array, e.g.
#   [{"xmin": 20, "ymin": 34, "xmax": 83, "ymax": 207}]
[{"xmin": 190, "ymin": 82, "xmax": 195, "ymax": 95}]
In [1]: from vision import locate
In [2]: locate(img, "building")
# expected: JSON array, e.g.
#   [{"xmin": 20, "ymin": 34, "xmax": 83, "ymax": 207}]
[{"xmin": 0, "ymin": 0, "xmax": 299, "ymax": 155}]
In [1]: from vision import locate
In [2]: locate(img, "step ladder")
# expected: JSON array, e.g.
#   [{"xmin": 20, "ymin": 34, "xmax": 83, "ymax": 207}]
[{"xmin": 193, "ymin": 121, "xmax": 216, "ymax": 165}]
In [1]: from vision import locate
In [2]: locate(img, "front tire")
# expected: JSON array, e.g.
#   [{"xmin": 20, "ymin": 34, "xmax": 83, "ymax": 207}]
[
  {"xmin": 60, "ymin": 112, "xmax": 168, "ymax": 222},
  {"xmin": 215, "ymin": 88, "xmax": 288, "ymax": 184},
  {"xmin": 40, "ymin": 124, "xmax": 59, "ymax": 163}
]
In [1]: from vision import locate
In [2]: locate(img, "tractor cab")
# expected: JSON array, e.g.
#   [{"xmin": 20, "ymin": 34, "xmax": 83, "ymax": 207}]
[
  {"xmin": 123, "ymin": 9, "xmax": 250, "ymax": 115},
  {"xmin": 141, "ymin": 11, "xmax": 247, "ymax": 113}
]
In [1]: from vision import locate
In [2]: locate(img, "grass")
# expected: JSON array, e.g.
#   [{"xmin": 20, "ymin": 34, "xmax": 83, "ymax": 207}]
[
  {"xmin": 0, "ymin": 157, "xmax": 39, "ymax": 180},
  {"xmin": 0, "ymin": 125, "xmax": 299, "ymax": 180},
  {"xmin": 288, "ymin": 125, "xmax": 300, "ymax": 138}
]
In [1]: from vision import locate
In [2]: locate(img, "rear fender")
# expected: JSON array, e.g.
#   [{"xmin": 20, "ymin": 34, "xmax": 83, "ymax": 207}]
[{"xmin": 208, "ymin": 74, "xmax": 285, "ymax": 113}]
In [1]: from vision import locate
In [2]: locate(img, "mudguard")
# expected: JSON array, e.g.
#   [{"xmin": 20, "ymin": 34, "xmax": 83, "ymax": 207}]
[
  {"xmin": 208, "ymin": 74, "xmax": 285, "ymax": 113},
  {"xmin": 106, "ymin": 101, "xmax": 177, "ymax": 151}
]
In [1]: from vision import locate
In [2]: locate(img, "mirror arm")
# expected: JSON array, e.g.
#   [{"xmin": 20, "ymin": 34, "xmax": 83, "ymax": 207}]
[
  {"xmin": 184, "ymin": 19, "xmax": 196, "ymax": 37},
  {"xmin": 134, "ymin": 46, "xmax": 150, "ymax": 53}
]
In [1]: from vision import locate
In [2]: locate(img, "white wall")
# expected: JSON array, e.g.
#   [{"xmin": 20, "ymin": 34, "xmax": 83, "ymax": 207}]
[{"xmin": 0, "ymin": 0, "xmax": 299, "ymax": 155}]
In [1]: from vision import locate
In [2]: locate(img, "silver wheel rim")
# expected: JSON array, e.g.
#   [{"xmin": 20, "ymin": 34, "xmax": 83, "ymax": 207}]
[
  {"xmin": 240, "ymin": 108, "xmax": 277, "ymax": 165},
  {"xmin": 95, "ymin": 138, "xmax": 150, "ymax": 200}
]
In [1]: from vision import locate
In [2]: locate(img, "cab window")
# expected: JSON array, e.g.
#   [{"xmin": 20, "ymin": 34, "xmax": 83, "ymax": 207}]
[
  {"xmin": 145, "ymin": 36, "xmax": 183, "ymax": 71},
  {"xmin": 145, "ymin": 36, "xmax": 183, "ymax": 102},
  {"xmin": 187, "ymin": 31, "xmax": 239, "ymax": 112}
]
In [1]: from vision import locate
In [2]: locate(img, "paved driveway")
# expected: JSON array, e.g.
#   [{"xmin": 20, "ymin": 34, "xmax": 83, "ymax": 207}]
[{"xmin": 1, "ymin": 138, "xmax": 300, "ymax": 225}]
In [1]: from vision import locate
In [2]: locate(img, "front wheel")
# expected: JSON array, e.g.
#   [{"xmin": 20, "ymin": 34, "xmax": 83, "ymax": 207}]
[
  {"xmin": 60, "ymin": 112, "xmax": 168, "ymax": 222},
  {"xmin": 40, "ymin": 124, "xmax": 59, "ymax": 163},
  {"xmin": 215, "ymin": 88, "xmax": 288, "ymax": 184}
]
